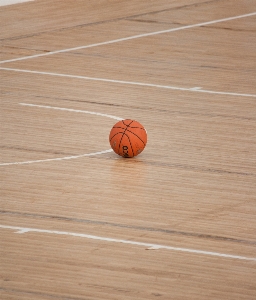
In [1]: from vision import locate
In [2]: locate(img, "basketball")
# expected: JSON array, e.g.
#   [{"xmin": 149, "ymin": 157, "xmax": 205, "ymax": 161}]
[{"xmin": 109, "ymin": 119, "xmax": 147, "ymax": 158}]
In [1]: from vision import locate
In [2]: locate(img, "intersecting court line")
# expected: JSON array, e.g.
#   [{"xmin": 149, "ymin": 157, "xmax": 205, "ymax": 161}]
[
  {"xmin": 0, "ymin": 12, "xmax": 255, "ymax": 64},
  {"xmin": 1, "ymin": 67, "xmax": 255, "ymax": 98},
  {"xmin": 1, "ymin": 225, "xmax": 256, "ymax": 261}
]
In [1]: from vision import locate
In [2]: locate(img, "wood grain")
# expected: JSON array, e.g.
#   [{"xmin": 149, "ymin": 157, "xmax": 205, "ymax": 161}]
[{"xmin": 1, "ymin": 0, "xmax": 256, "ymax": 299}]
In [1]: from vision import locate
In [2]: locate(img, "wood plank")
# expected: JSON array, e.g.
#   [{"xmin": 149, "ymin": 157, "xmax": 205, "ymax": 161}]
[{"xmin": 1, "ymin": 0, "xmax": 256, "ymax": 299}]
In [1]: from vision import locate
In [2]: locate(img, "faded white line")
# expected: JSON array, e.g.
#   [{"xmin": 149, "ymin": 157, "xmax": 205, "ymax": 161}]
[
  {"xmin": 1, "ymin": 225, "xmax": 256, "ymax": 261},
  {"xmin": 1, "ymin": 67, "xmax": 255, "ymax": 98},
  {"xmin": 0, "ymin": 12, "xmax": 255, "ymax": 64},
  {"xmin": 0, "ymin": 104, "xmax": 121, "ymax": 166},
  {"xmin": 19, "ymin": 103, "xmax": 123, "ymax": 120},
  {"xmin": 0, "ymin": 0, "xmax": 34, "ymax": 6},
  {"xmin": 0, "ymin": 149, "xmax": 113, "ymax": 166}
]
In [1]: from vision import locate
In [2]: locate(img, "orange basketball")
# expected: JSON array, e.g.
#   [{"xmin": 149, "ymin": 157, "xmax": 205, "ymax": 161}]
[{"xmin": 109, "ymin": 119, "xmax": 147, "ymax": 158}]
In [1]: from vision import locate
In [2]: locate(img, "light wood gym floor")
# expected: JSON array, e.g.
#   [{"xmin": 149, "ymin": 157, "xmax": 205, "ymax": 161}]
[{"xmin": 1, "ymin": 0, "xmax": 256, "ymax": 299}]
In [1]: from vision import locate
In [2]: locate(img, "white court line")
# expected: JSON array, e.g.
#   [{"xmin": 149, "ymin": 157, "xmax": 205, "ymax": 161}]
[
  {"xmin": 1, "ymin": 224, "xmax": 256, "ymax": 261},
  {"xmin": 0, "ymin": 12, "xmax": 255, "ymax": 64},
  {"xmin": 1, "ymin": 67, "xmax": 255, "ymax": 98},
  {"xmin": 0, "ymin": 0, "xmax": 33, "ymax": 6},
  {"xmin": 0, "ymin": 104, "xmax": 122, "ymax": 166},
  {"xmin": 0, "ymin": 149, "xmax": 113, "ymax": 166},
  {"xmin": 19, "ymin": 103, "xmax": 123, "ymax": 121}
]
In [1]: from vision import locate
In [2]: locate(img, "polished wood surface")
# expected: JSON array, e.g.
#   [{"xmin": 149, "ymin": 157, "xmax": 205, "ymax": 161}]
[{"xmin": 1, "ymin": 1, "xmax": 256, "ymax": 299}]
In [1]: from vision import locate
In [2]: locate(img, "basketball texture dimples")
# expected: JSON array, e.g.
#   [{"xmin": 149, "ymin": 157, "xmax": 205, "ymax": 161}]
[{"xmin": 109, "ymin": 119, "xmax": 147, "ymax": 158}]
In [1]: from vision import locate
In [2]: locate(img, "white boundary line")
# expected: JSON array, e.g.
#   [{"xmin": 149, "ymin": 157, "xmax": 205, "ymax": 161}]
[
  {"xmin": 0, "ymin": 0, "xmax": 34, "ymax": 6},
  {"xmin": 0, "ymin": 104, "xmax": 122, "ymax": 166},
  {"xmin": 0, "ymin": 149, "xmax": 113, "ymax": 166},
  {"xmin": 19, "ymin": 103, "xmax": 123, "ymax": 120},
  {"xmin": 1, "ymin": 67, "xmax": 255, "ymax": 98},
  {"xmin": 0, "ymin": 12, "xmax": 255, "ymax": 64},
  {"xmin": 1, "ymin": 224, "xmax": 256, "ymax": 261}
]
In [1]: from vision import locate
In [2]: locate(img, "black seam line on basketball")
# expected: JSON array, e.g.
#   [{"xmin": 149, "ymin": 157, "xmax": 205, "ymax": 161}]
[
  {"xmin": 127, "ymin": 127, "xmax": 145, "ymax": 130},
  {"xmin": 1, "ymin": 210, "xmax": 255, "ymax": 246},
  {"xmin": 118, "ymin": 120, "xmax": 134, "ymax": 155},
  {"xmin": 112, "ymin": 126, "xmax": 127, "ymax": 130},
  {"xmin": 124, "ymin": 132, "xmax": 135, "ymax": 157},
  {"xmin": 110, "ymin": 131, "xmax": 125, "ymax": 143},
  {"xmin": 121, "ymin": 120, "xmax": 127, "ymax": 127},
  {"xmin": 118, "ymin": 132, "xmax": 124, "ymax": 156},
  {"xmin": 125, "ymin": 129, "xmax": 146, "ymax": 146},
  {"xmin": 122, "ymin": 120, "xmax": 134, "ymax": 128}
]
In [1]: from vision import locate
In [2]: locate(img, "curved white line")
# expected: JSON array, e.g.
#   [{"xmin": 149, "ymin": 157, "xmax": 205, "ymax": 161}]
[
  {"xmin": 0, "ymin": 149, "xmax": 113, "ymax": 166},
  {"xmin": 19, "ymin": 103, "xmax": 123, "ymax": 120},
  {"xmin": 1, "ymin": 103, "xmax": 121, "ymax": 166}
]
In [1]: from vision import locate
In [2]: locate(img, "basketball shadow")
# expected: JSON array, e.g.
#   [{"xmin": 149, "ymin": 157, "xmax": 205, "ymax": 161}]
[{"xmin": 109, "ymin": 156, "xmax": 149, "ymax": 191}]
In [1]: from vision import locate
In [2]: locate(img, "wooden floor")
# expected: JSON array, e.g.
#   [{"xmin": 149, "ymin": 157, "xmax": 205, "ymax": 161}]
[{"xmin": 1, "ymin": 0, "xmax": 256, "ymax": 299}]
